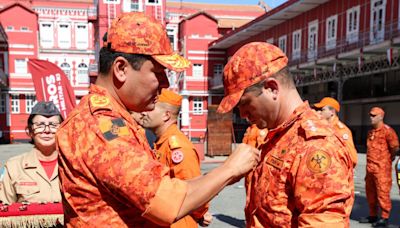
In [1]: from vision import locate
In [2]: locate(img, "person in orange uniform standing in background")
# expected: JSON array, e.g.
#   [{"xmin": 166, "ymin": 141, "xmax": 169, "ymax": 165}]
[
  {"xmin": 141, "ymin": 89, "xmax": 212, "ymax": 227},
  {"xmin": 56, "ymin": 12, "xmax": 260, "ymax": 227},
  {"xmin": 217, "ymin": 42, "xmax": 354, "ymax": 227},
  {"xmin": 359, "ymin": 107, "xmax": 399, "ymax": 227},
  {"xmin": 314, "ymin": 97, "xmax": 358, "ymax": 167}
]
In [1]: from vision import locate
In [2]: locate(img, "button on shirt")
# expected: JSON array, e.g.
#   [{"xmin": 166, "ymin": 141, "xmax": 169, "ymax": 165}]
[
  {"xmin": 245, "ymin": 102, "xmax": 354, "ymax": 228},
  {"xmin": 57, "ymin": 85, "xmax": 187, "ymax": 227},
  {"xmin": 0, "ymin": 149, "xmax": 61, "ymax": 204}
]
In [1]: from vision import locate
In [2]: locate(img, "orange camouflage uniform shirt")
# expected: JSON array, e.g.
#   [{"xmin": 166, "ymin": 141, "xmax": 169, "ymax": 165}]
[
  {"xmin": 245, "ymin": 102, "xmax": 354, "ymax": 228},
  {"xmin": 366, "ymin": 124, "xmax": 399, "ymax": 174},
  {"xmin": 154, "ymin": 124, "xmax": 208, "ymax": 228},
  {"xmin": 331, "ymin": 116, "xmax": 358, "ymax": 167},
  {"xmin": 56, "ymin": 85, "xmax": 187, "ymax": 227}
]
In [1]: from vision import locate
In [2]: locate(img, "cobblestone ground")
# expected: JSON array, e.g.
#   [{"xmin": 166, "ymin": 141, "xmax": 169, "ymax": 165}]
[{"xmin": 1, "ymin": 143, "xmax": 399, "ymax": 227}]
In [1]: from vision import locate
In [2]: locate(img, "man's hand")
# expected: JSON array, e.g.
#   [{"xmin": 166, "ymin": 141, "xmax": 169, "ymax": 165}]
[
  {"xmin": 198, "ymin": 212, "xmax": 213, "ymax": 227},
  {"xmin": 223, "ymin": 143, "xmax": 260, "ymax": 180}
]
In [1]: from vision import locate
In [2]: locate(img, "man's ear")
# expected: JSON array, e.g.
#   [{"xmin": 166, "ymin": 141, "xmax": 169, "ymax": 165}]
[
  {"xmin": 263, "ymin": 78, "xmax": 279, "ymax": 97},
  {"xmin": 112, "ymin": 56, "xmax": 129, "ymax": 83},
  {"xmin": 162, "ymin": 110, "xmax": 171, "ymax": 122}
]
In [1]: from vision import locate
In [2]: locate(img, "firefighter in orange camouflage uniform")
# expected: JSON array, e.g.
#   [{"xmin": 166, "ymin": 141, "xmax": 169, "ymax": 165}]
[
  {"xmin": 314, "ymin": 97, "xmax": 358, "ymax": 168},
  {"xmin": 140, "ymin": 88, "xmax": 212, "ymax": 227},
  {"xmin": 56, "ymin": 12, "xmax": 260, "ymax": 227},
  {"xmin": 359, "ymin": 107, "xmax": 399, "ymax": 227},
  {"xmin": 217, "ymin": 42, "xmax": 354, "ymax": 227}
]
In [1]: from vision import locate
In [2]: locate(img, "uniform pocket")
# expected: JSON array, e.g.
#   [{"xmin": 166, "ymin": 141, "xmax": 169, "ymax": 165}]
[{"xmin": 15, "ymin": 185, "xmax": 40, "ymax": 196}]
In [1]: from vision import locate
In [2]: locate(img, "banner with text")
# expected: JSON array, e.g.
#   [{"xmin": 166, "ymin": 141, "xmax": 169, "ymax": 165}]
[{"xmin": 28, "ymin": 59, "xmax": 76, "ymax": 119}]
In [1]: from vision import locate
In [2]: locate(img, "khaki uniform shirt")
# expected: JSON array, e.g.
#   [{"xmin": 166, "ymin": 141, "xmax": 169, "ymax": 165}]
[{"xmin": 0, "ymin": 148, "xmax": 61, "ymax": 204}]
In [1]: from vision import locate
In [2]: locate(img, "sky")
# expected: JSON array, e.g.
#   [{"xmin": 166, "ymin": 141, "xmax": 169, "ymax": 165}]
[{"xmin": 168, "ymin": 0, "xmax": 288, "ymax": 9}]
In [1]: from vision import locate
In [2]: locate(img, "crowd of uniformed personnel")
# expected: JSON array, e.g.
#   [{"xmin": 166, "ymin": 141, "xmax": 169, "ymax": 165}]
[{"xmin": 0, "ymin": 12, "xmax": 399, "ymax": 228}]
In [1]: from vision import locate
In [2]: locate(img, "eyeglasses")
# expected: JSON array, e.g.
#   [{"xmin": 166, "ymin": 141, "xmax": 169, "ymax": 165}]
[
  {"xmin": 32, "ymin": 122, "xmax": 60, "ymax": 133},
  {"xmin": 369, "ymin": 113, "xmax": 377, "ymax": 117}
]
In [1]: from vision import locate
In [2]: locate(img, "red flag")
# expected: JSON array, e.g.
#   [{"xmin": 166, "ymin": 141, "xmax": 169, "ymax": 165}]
[{"xmin": 28, "ymin": 59, "xmax": 76, "ymax": 119}]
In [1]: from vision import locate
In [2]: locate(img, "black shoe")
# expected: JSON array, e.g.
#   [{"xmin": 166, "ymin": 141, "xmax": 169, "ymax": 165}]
[
  {"xmin": 359, "ymin": 216, "xmax": 378, "ymax": 223},
  {"xmin": 372, "ymin": 218, "xmax": 388, "ymax": 227}
]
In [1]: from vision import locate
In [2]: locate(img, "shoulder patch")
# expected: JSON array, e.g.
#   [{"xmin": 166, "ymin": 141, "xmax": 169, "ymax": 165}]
[
  {"xmin": 171, "ymin": 150, "xmax": 184, "ymax": 164},
  {"xmin": 306, "ymin": 150, "xmax": 332, "ymax": 173},
  {"xmin": 89, "ymin": 95, "xmax": 112, "ymax": 113},
  {"xmin": 169, "ymin": 135, "xmax": 181, "ymax": 149},
  {"xmin": 99, "ymin": 118, "xmax": 130, "ymax": 141}
]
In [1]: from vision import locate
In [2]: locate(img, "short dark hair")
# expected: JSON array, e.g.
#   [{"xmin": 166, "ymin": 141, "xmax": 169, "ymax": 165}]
[
  {"xmin": 98, "ymin": 47, "xmax": 151, "ymax": 74},
  {"xmin": 244, "ymin": 66, "xmax": 295, "ymax": 94}
]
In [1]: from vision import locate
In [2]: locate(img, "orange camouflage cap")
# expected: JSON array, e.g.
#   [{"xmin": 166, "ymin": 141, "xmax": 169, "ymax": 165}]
[
  {"xmin": 217, "ymin": 42, "xmax": 288, "ymax": 113},
  {"xmin": 158, "ymin": 89, "xmax": 182, "ymax": 107},
  {"xmin": 370, "ymin": 107, "xmax": 385, "ymax": 116},
  {"xmin": 314, "ymin": 97, "xmax": 340, "ymax": 112},
  {"xmin": 106, "ymin": 12, "xmax": 190, "ymax": 72}
]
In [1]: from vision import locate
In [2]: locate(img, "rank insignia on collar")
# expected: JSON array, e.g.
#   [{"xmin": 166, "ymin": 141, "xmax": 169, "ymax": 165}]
[
  {"xmin": 99, "ymin": 118, "xmax": 129, "ymax": 141},
  {"xmin": 306, "ymin": 150, "xmax": 331, "ymax": 173}
]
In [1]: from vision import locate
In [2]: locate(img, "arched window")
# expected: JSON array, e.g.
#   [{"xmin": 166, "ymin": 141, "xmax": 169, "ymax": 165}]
[
  {"xmin": 60, "ymin": 62, "xmax": 71, "ymax": 80},
  {"xmin": 77, "ymin": 63, "xmax": 89, "ymax": 84}
]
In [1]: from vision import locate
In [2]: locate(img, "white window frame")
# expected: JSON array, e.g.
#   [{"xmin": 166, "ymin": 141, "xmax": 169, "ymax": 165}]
[
  {"xmin": 25, "ymin": 95, "xmax": 37, "ymax": 113},
  {"xmin": 193, "ymin": 97, "xmax": 203, "ymax": 115},
  {"xmin": 75, "ymin": 23, "xmax": 88, "ymax": 49},
  {"xmin": 326, "ymin": 15, "xmax": 338, "ymax": 50},
  {"xmin": 192, "ymin": 64, "xmax": 203, "ymax": 77},
  {"xmin": 60, "ymin": 62, "xmax": 72, "ymax": 81},
  {"xmin": 278, "ymin": 35, "xmax": 287, "ymax": 54},
  {"xmin": 77, "ymin": 63, "xmax": 89, "ymax": 85},
  {"xmin": 292, "ymin": 29, "xmax": 301, "ymax": 60},
  {"xmin": 346, "ymin": 5, "xmax": 360, "ymax": 43},
  {"xmin": 11, "ymin": 95, "xmax": 20, "ymax": 114},
  {"xmin": 308, "ymin": 20, "xmax": 318, "ymax": 61},
  {"xmin": 14, "ymin": 59, "xmax": 27, "ymax": 74},
  {"xmin": 0, "ymin": 93, "xmax": 6, "ymax": 113},
  {"xmin": 370, "ymin": 0, "xmax": 386, "ymax": 44},
  {"xmin": 130, "ymin": 0, "xmax": 143, "ymax": 12},
  {"xmin": 58, "ymin": 23, "xmax": 71, "ymax": 49},
  {"xmin": 39, "ymin": 22, "xmax": 54, "ymax": 48}
]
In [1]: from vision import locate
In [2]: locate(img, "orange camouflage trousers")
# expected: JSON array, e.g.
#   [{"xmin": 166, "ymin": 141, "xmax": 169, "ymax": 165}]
[{"xmin": 365, "ymin": 172, "xmax": 392, "ymax": 218}]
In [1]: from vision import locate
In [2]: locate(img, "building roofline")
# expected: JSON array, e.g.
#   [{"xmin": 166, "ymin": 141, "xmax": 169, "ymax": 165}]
[
  {"xmin": 0, "ymin": 2, "xmax": 38, "ymax": 16},
  {"xmin": 209, "ymin": 0, "xmax": 329, "ymax": 49},
  {"xmin": 182, "ymin": 11, "xmax": 218, "ymax": 23}
]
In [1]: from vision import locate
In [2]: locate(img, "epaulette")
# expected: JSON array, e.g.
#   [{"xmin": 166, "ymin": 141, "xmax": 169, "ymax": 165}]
[
  {"xmin": 300, "ymin": 119, "xmax": 333, "ymax": 139},
  {"xmin": 169, "ymin": 135, "xmax": 182, "ymax": 150},
  {"xmin": 337, "ymin": 121, "xmax": 345, "ymax": 129},
  {"xmin": 89, "ymin": 94, "xmax": 113, "ymax": 114}
]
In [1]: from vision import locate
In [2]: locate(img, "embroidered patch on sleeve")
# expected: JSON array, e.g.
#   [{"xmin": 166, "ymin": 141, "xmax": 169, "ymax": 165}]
[
  {"xmin": 306, "ymin": 150, "xmax": 332, "ymax": 173},
  {"xmin": 171, "ymin": 150, "xmax": 184, "ymax": 164},
  {"xmin": 169, "ymin": 135, "xmax": 181, "ymax": 149},
  {"xmin": 90, "ymin": 95, "xmax": 110, "ymax": 107},
  {"xmin": 99, "ymin": 118, "xmax": 129, "ymax": 141}
]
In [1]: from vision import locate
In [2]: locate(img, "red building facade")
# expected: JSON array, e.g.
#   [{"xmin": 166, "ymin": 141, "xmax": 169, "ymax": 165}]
[{"xmin": 210, "ymin": 0, "xmax": 400, "ymax": 149}]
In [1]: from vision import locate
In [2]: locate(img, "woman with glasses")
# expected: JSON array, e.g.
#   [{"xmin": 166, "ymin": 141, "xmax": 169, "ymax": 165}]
[{"xmin": 0, "ymin": 101, "xmax": 63, "ymax": 204}]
